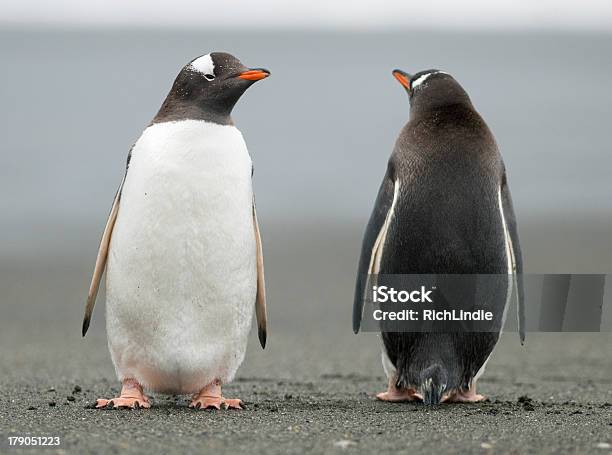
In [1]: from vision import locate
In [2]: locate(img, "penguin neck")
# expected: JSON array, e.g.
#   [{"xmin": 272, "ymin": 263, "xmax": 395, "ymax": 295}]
[
  {"xmin": 409, "ymin": 87, "xmax": 474, "ymax": 117},
  {"xmin": 152, "ymin": 98, "xmax": 235, "ymax": 126}
]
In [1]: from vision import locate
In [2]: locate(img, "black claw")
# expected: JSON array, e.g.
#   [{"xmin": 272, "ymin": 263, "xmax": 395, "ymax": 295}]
[{"xmin": 82, "ymin": 317, "xmax": 90, "ymax": 337}]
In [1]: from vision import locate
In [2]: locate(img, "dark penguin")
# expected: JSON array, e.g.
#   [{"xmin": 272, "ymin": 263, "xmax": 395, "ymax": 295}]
[{"xmin": 353, "ymin": 69, "xmax": 524, "ymax": 405}]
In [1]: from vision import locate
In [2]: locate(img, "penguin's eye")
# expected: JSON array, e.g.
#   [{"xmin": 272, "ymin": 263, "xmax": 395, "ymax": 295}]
[{"xmin": 204, "ymin": 74, "xmax": 215, "ymax": 81}]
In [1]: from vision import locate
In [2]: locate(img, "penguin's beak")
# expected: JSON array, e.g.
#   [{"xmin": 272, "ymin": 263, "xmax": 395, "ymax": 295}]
[
  {"xmin": 238, "ymin": 68, "xmax": 271, "ymax": 81},
  {"xmin": 392, "ymin": 69, "xmax": 411, "ymax": 90}
]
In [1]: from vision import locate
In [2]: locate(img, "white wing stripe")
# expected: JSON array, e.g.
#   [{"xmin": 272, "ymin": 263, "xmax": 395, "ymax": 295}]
[
  {"xmin": 369, "ymin": 179, "xmax": 400, "ymax": 275},
  {"xmin": 498, "ymin": 186, "xmax": 518, "ymax": 332},
  {"xmin": 474, "ymin": 187, "xmax": 517, "ymax": 384}
]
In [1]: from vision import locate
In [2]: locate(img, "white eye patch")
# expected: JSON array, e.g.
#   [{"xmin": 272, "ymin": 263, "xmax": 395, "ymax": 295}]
[
  {"xmin": 189, "ymin": 54, "xmax": 215, "ymax": 78},
  {"xmin": 411, "ymin": 71, "xmax": 448, "ymax": 89}
]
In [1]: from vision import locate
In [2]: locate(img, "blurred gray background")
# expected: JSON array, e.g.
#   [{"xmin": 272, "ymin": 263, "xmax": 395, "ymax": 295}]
[
  {"xmin": 1, "ymin": 0, "xmax": 612, "ymax": 400},
  {"xmin": 2, "ymin": 28, "xmax": 612, "ymax": 253}
]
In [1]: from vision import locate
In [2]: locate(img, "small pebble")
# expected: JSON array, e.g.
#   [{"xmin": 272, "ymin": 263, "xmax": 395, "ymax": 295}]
[
  {"xmin": 334, "ymin": 440, "xmax": 356, "ymax": 449},
  {"xmin": 67, "ymin": 396, "xmax": 76, "ymax": 402},
  {"xmin": 27, "ymin": 406, "xmax": 37, "ymax": 410},
  {"xmin": 73, "ymin": 385, "xmax": 82, "ymax": 394},
  {"xmin": 48, "ymin": 401, "xmax": 56, "ymax": 407}
]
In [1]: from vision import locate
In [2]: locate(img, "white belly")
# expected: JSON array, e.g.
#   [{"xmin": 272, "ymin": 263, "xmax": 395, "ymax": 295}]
[{"xmin": 105, "ymin": 120, "xmax": 256, "ymax": 394}]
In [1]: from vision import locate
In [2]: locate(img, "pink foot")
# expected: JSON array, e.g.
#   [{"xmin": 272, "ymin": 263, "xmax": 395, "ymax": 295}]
[
  {"xmin": 443, "ymin": 384, "xmax": 486, "ymax": 403},
  {"xmin": 190, "ymin": 395, "xmax": 222, "ymax": 410},
  {"xmin": 376, "ymin": 378, "xmax": 422, "ymax": 402},
  {"xmin": 189, "ymin": 381, "xmax": 243, "ymax": 410},
  {"xmin": 377, "ymin": 389, "xmax": 422, "ymax": 402},
  {"xmin": 96, "ymin": 379, "xmax": 151, "ymax": 409}
]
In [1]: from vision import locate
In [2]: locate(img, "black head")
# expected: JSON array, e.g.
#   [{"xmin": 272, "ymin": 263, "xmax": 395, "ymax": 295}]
[
  {"xmin": 391, "ymin": 69, "xmax": 472, "ymax": 115},
  {"xmin": 153, "ymin": 52, "xmax": 270, "ymax": 125}
]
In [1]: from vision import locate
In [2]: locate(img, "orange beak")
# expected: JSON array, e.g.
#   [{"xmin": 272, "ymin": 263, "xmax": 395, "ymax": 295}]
[
  {"xmin": 238, "ymin": 69, "xmax": 270, "ymax": 81},
  {"xmin": 392, "ymin": 70, "xmax": 411, "ymax": 89}
]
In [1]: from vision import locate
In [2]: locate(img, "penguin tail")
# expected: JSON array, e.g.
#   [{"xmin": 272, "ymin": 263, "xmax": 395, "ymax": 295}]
[{"xmin": 418, "ymin": 364, "xmax": 448, "ymax": 405}]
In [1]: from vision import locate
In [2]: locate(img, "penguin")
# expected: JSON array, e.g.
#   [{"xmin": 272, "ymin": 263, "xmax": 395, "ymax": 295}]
[
  {"xmin": 353, "ymin": 69, "xmax": 524, "ymax": 405},
  {"xmin": 82, "ymin": 52, "xmax": 270, "ymax": 410}
]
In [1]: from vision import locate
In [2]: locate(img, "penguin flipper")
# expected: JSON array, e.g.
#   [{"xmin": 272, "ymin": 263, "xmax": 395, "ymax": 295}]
[
  {"xmin": 252, "ymin": 198, "xmax": 267, "ymax": 349},
  {"xmin": 82, "ymin": 179, "xmax": 124, "ymax": 337},
  {"xmin": 501, "ymin": 172, "xmax": 525, "ymax": 344},
  {"xmin": 353, "ymin": 167, "xmax": 397, "ymax": 333}
]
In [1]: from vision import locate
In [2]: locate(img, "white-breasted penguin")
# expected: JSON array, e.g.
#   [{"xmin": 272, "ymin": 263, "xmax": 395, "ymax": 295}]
[
  {"xmin": 353, "ymin": 69, "xmax": 524, "ymax": 405},
  {"xmin": 82, "ymin": 52, "xmax": 270, "ymax": 410}
]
